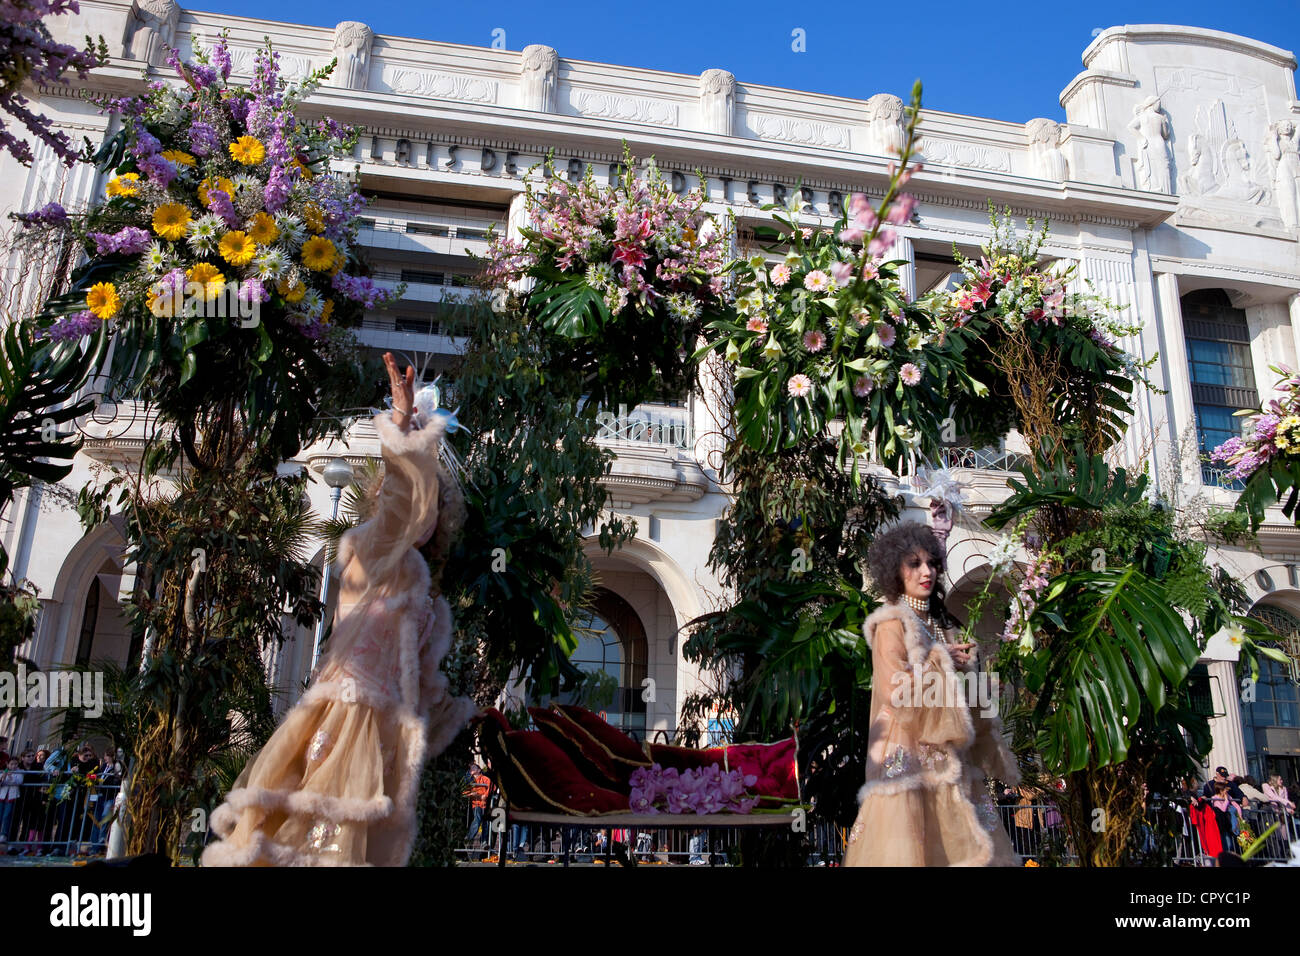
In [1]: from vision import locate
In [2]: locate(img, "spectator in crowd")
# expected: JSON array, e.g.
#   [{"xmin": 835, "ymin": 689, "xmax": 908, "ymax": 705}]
[
  {"xmin": 0, "ymin": 756, "xmax": 21, "ymax": 846},
  {"xmin": 1263, "ymin": 772, "xmax": 1294, "ymax": 842},
  {"xmin": 1203, "ymin": 767, "xmax": 1245, "ymax": 802},
  {"xmin": 16, "ymin": 750, "xmax": 45, "ymax": 855},
  {"xmin": 89, "ymin": 747, "xmax": 122, "ymax": 853},
  {"xmin": 687, "ymin": 829, "xmax": 706, "ymax": 865},
  {"xmin": 464, "ymin": 764, "xmax": 490, "ymax": 848},
  {"xmin": 1210, "ymin": 781, "xmax": 1239, "ymax": 853},
  {"xmin": 1188, "ymin": 789, "xmax": 1223, "ymax": 862}
]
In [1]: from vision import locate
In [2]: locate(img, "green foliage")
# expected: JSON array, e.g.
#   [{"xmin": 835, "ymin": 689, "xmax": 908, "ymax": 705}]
[
  {"xmin": 0, "ymin": 319, "xmax": 108, "ymax": 567},
  {"xmin": 682, "ymin": 438, "xmax": 899, "ymax": 828},
  {"xmin": 1019, "ymin": 567, "xmax": 1202, "ymax": 772},
  {"xmin": 442, "ymin": 290, "xmax": 633, "ymax": 696}
]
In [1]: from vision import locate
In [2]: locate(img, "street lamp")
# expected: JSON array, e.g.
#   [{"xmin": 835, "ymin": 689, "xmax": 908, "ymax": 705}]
[{"xmin": 310, "ymin": 456, "xmax": 355, "ymax": 674}]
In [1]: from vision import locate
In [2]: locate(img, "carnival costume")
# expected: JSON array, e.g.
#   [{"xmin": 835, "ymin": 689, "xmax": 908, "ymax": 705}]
[{"xmin": 201, "ymin": 403, "xmax": 474, "ymax": 866}]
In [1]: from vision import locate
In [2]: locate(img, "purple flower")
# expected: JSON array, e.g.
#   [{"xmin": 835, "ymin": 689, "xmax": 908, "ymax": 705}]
[
  {"xmin": 131, "ymin": 130, "xmax": 162, "ymax": 159},
  {"xmin": 226, "ymin": 96, "xmax": 251, "ymax": 125},
  {"xmin": 213, "ymin": 36, "xmax": 233, "ymax": 79},
  {"xmin": 113, "ymin": 226, "xmax": 152, "ymax": 254},
  {"xmin": 263, "ymin": 165, "xmax": 292, "ymax": 213},
  {"xmin": 206, "ymin": 189, "xmax": 239, "ymax": 229},
  {"xmin": 87, "ymin": 232, "xmax": 118, "ymax": 255},
  {"xmin": 15, "ymin": 201, "xmax": 67, "ymax": 226},
  {"xmin": 238, "ymin": 278, "xmax": 269, "ymax": 304},
  {"xmin": 138, "ymin": 152, "xmax": 177, "ymax": 188},
  {"xmin": 628, "ymin": 787, "xmax": 656, "ymax": 814},
  {"xmin": 188, "ymin": 122, "xmax": 219, "ymax": 157},
  {"xmin": 41, "ymin": 310, "xmax": 99, "ymax": 342}
]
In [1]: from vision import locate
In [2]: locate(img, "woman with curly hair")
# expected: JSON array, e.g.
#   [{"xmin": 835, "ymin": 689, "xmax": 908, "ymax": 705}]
[
  {"xmin": 843, "ymin": 508, "xmax": 1020, "ymax": 866},
  {"xmin": 202, "ymin": 353, "xmax": 477, "ymax": 867}
]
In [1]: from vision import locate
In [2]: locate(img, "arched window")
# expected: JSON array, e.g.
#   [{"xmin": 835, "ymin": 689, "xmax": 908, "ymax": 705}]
[
  {"xmin": 558, "ymin": 589, "xmax": 648, "ymax": 736},
  {"xmin": 1181, "ymin": 289, "xmax": 1259, "ymax": 486}
]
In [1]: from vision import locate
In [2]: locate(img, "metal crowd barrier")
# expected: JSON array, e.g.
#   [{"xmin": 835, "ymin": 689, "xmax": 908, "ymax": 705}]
[{"xmin": 0, "ymin": 779, "xmax": 121, "ymax": 859}]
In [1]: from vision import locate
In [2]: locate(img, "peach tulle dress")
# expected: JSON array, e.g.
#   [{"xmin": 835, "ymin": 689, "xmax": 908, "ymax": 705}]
[
  {"xmin": 843, "ymin": 599, "xmax": 1021, "ymax": 866},
  {"xmin": 201, "ymin": 410, "xmax": 475, "ymax": 867}
]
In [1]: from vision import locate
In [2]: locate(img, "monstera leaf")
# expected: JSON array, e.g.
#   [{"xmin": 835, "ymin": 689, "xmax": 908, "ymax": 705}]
[
  {"xmin": 986, "ymin": 447, "xmax": 1147, "ymax": 528},
  {"xmin": 1024, "ymin": 567, "xmax": 1202, "ymax": 773}
]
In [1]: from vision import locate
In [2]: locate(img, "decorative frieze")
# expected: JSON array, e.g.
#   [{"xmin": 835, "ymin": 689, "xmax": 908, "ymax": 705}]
[
  {"xmin": 743, "ymin": 111, "xmax": 850, "ymax": 150},
  {"xmin": 570, "ymin": 90, "xmax": 677, "ymax": 126},
  {"xmin": 376, "ymin": 65, "xmax": 497, "ymax": 103}
]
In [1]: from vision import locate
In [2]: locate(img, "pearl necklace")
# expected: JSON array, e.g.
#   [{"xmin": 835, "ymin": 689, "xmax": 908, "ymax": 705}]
[{"xmin": 903, "ymin": 594, "xmax": 946, "ymax": 644}]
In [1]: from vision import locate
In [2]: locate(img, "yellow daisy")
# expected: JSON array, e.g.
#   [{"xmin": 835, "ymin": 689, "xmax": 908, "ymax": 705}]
[
  {"xmin": 152, "ymin": 203, "xmax": 191, "ymax": 241},
  {"xmin": 86, "ymin": 282, "xmax": 120, "ymax": 319},
  {"xmin": 228, "ymin": 135, "xmax": 266, "ymax": 166},
  {"xmin": 291, "ymin": 157, "xmax": 314, "ymax": 180},
  {"xmin": 187, "ymin": 262, "xmax": 226, "ymax": 300},
  {"xmin": 277, "ymin": 278, "xmax": 306, "ymax": 303},
  {"xmin": 300, "ymin": 235, "xmax": 336, "ymax": 271},
  {"xmin": 218, "ymin": 231, "xmax": 257, "ymax": 267},
  {"xmin": 105, "ymin": 173, "xmax": 140, "ymax": 198},
  {"xmin": 320, "ymin": 299, "xmax": 334, "ymax": 324},
  {"xmin": 247, "ymin": 211, "xmax": 278, "ymax": 245},
  {"xmin": 198, "ymin": 176, "xmax": 236, "ymax": 207},
  {"xmin": 302, "ymin": 203, "xmax": 325, "ymax": 234},
  {"xmin": 161, "ymin": 149, "xmax": 196, "ymax": 168}
]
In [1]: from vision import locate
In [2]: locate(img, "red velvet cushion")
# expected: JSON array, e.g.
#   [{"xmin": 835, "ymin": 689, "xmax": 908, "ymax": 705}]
[
  {"xmin": 528, "ymin": 706, "xmax": 630, "ymax": 790},
  {"xmin": 646, "ymin": 738, "xmax": 798, "ymax": 803},
  {"xmin": 553, "ymin": 704, "xmax": 651, "ymax": 769},
  {"xmin": 477, "ymin": 711, "xmax": 627, "ymax": 815}
]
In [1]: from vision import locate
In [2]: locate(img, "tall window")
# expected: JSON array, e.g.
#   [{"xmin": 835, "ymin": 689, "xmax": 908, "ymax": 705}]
[
  {"xmin": 1241, "ymin": 605, "xmax": 1300, "ymax": 783},
  {"xmin": 1181, "ymin": 289, "xmax": 1259, "ymax": 487},
  {"xmin": 556, "ymin": 589, "xmax": 649, "ymax": 736}
]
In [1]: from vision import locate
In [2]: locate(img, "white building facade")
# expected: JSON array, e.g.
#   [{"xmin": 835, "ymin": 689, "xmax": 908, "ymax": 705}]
[{"xmin": 2, "ymin": 4, "xmax": 1299, "ymax": 784}]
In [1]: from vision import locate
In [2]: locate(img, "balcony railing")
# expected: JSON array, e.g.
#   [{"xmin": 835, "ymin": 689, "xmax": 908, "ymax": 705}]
[{"xmin": 1201, "ymin": 462, "xmax": 1245, "ymax": 491}]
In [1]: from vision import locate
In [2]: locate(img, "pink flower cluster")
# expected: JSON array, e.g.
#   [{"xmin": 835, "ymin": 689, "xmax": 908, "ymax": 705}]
[
  {"xmin": 1210, "ymin": 366, "xmax": 1300, "ymax": 481},
  {"xmin": 628, "ymin": 762, "xmax": 759, "ymax": 815},
  {"xmin": 1001, "ymin": 549, "xmax": 1052, "ymax": 643},
  {"xmin": 480, "ymin": 166, "xmax": 728, "ymax": 321},
  {"xmin": 836, "ymin": 191, "xmax": 915, "ymax": 257}
]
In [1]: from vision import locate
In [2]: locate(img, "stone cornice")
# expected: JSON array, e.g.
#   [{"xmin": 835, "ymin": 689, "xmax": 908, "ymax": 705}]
[{"xmin": 1083, "ymin": 24, "xmax": 1297, "ymax": 72}]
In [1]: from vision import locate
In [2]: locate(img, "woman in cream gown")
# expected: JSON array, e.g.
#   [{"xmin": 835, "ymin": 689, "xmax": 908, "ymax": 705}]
[
  {"xmin": 844, "ymin": 518, "xmax": 1020, "ymax": 867},
  {"xmin": 202, "ymin": 353, "xmax": 476, "ymax": 866}
]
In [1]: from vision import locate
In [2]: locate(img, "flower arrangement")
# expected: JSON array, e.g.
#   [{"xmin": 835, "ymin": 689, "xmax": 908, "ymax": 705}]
[
  {"xmin": 12, "ymin": 34, "xmax": 396, "ymax": 455},
  {"xmin": 699, "ymin": 83, "xmax": 967, "ymax": 471},
  {"xmin": 479, "ymin": 144, "xmax": 731, "ymax": 409},
  {"xmin": 1210, "ymin": 365, "xmax": 1300, "ymax": 527},
  {"xmin": 627, "ymin": 762, "xmax": 759, "ymax": 815},
  {"xmin": 926, "ymin": 206, "xmax": 1160, "ymax": 459}
]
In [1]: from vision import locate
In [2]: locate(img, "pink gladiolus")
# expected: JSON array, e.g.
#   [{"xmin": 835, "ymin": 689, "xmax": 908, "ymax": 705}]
[
  {"xmin": 830, "ymin": 261, "xmax": 853, "ymax": 286},
  {"xmin": 885, "ymin": 193, "xmax": 918, "ymax": 225}
]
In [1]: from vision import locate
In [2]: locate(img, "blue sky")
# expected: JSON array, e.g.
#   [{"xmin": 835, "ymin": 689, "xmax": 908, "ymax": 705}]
[{"xmin": 192, "ymin": 1, "xmax": 1298, "ymax": 123}]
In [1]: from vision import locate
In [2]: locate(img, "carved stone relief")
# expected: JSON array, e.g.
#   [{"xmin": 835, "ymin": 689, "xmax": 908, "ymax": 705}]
[
  {"xmin": 377, "ymin": 66, "xmax": 497, "ymax": 103},
  {"xmin": 326, "ymin": 21, "xmax": 373, "ymax": 90},
  {"xmin": 571, "ymin": 90, "xmax": 677, "ymax": 126},
  {"xmin": 126, "ymin": 0, "xmax": 178, "ymax": 67},
  {"xmin": 745, "ymin": 112, "xmax": 850, "ymax": 150},
  {"xmin": 520, "ymin": 44, "xmax": 558, "ymax": 112},
  {"xmin": 863, "ymin": 92, "xmax": 905, "ymax": 157},
  {"xmin": 699, "ymin": 69, "xmax": 735, "ymax": 136},
  {"xmin": 1025, "ymin": 118, "xmax": 1068, "ymax": 181}
]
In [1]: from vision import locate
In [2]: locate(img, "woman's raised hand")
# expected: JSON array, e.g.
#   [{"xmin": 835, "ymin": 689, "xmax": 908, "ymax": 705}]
[
  {"xmin": 944, "ymin": 642, "xmax": 975, "ymax": 669},
  {"xmin": 383, "ymin": 351, "xmax": 415, "ymax": 430}
]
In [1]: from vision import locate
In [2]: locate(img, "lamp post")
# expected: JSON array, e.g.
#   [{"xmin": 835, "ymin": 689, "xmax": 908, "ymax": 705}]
[{"xmin": 311, "ymin": 457, "xmax": 355, "ymax": 674}]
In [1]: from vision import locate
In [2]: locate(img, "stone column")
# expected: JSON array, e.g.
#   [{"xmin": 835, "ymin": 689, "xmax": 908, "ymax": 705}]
[
  {"xmin": 1245, "ymin": 302, "xmax": 1295, "ymax": 405},
  {"xmin": 1154, "ymin": 272, "xmax": 1199, "ymax": 488},
  {"xmin": 1078, "ymin": 254, "xmax": 1148, "ymax": 472},
  {"xmin": 890, "ymin": 235, "xmax": 916, "ymax": 303},
  {"xmin": 1205, "ymin": 658, "xmax": 1250, "ymax": 780}
]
